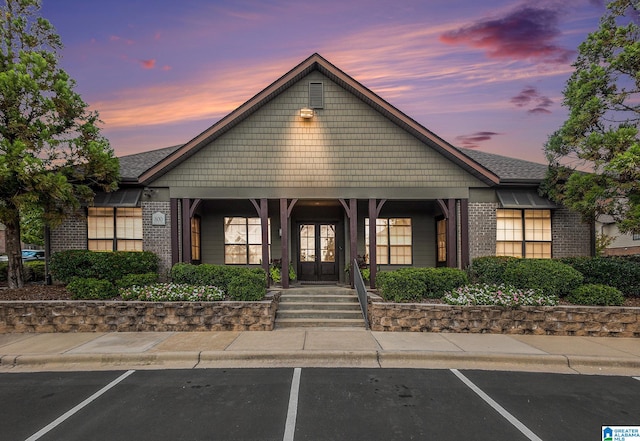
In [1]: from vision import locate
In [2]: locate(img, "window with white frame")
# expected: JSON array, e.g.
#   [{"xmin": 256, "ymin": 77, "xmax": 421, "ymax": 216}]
[
  {"xmin": 365, "ymin": 218, "xmax": 412, "ymax": 265},
  {"xmin": 496, "ymin": 209, "xmax": 551, "ymax": 258},
  {"xmin": 88, "ymin": 207, "xmax": 143, "ymax": 252},
  {"xmin": 224, "ymin": 217, "xmax": 270, "ymax": 264}
]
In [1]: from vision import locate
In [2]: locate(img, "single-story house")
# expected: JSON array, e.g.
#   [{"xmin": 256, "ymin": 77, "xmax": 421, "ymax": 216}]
[{"xmin": 50, "ymin": 53, "xmax": 593, "ymax": 287}]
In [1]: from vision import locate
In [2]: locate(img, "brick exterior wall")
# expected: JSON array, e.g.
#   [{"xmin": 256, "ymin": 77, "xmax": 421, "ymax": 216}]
[
  {"xmin": 142, "ymin": 201, "xmax": 172, "ymax": 278},
  {"xmin": 50, "ymin": 210, "xmax": 88, "ymax": 252},
  {"xmin": 369, "ymin": 302, "xmax": 640, "ymax": 337},
  {"xmin": 552, "ymin": 206, "xmax": 592, "ymax": 257},
  {"xmin": 468, "ymin": 202, "xmax": 591, "ymax": 261},
  {"xmin": 468, "ymin": 202, "xmax": 498, "ymax": 261}
]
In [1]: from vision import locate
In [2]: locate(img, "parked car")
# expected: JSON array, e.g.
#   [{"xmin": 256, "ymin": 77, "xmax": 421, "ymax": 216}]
[
  {"xmin": 0, "ymin": 250, "xmax": 45, "ymax": 262},
  {"xmin": 22, "ymin": 250, "xmax": 45, "ymax": 261}
]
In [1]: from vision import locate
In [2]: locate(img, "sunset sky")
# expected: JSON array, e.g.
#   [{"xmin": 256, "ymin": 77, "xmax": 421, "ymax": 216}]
[{"xmin": 40, "ymin": 0, "xmax": 606, "ymax": 163}]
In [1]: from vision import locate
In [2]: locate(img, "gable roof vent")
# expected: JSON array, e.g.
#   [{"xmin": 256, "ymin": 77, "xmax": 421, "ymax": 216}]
[{"xmin": 309, "ymin": 82, "xmax": 324, "ymax": 108}]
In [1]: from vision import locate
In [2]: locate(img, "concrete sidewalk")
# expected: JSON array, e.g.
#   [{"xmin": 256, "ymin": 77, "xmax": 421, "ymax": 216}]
[{"xmin": 1, "ymin": 330, "xmax": 639, "ymax": 376}]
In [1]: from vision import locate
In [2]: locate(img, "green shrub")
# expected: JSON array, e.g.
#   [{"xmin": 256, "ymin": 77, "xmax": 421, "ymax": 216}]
[
  {"xmin": 116, "ymin": 273, "xmax": 160, "ymax": 289},
  {"xmin": 469, "ymin": 256, "xmax": 517, "ymax": 284},
  {"xmin": 427, "ymin": 267, "xmax": 469, "ymax": 298},
  {"xmin": 228, "ymin": 270, "xmax": 267, "ymax": 301},
  {"xmin": 396, "ymin": 267, "xmax": 468, "ymax": 299},
  {"xmin": 24, "ymin": 261, "xmax": 46, "ymax": 282},
  {"xmin": 561, "ymin": 256, "xmax": 640, "ymax": 297},
  {"xmin": 0, "ymin": 261, "xmax": 46, "ymax": 283},
  {"xmin": 376, "ymin": 271, "xmax": 425, "ymax": 302},
  {"xmin": 502, "ymin": 259, "xmax": 583, "ymax": 297},
  {"xmin": 171, "ymin": 263, "xmax": 266, "ymax": 296},
  {"xmin": 567, "ymin": 284, "xmax": 625, "ymax": 306},
  {"xmin": 67, "ymin": 277, "xmax": 117, "ymax": 300},
  {"xmin": 50, "ymin": 250, "xmax": 158, "ymax": 283}
]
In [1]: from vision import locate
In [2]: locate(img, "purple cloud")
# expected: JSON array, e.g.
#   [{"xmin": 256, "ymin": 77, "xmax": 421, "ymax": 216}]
[
  {"xmin": 439, "ymin": 6, "xmax": 574, "ymax": 63},
  {"xmin": 510, "ymin": 86, "xmax": 554, "ymax": 114},
  {"xmin": 456, "ymin": 131, "xmax": 502, "ymax": 148}
]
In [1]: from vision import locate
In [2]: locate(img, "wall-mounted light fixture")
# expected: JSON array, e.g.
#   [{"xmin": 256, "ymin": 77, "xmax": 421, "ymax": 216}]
[{"xmin": 299, "ymin": 108, "xmax": 314, "ymax": 119}]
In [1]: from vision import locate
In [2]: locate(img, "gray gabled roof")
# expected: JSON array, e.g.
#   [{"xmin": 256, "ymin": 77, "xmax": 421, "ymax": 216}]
[
  {"xmin": 118, "ymin": 145, "xmax": 182, "ymax": 182},
  {"xmin": 458, "ymin": 148, "xmax": 548, "ymax": 184}
]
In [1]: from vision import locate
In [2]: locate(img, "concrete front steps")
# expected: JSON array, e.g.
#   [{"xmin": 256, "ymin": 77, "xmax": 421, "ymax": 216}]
[{"xmin": 275, "ymin": 287, "xmax": 366, "ymax": 328}]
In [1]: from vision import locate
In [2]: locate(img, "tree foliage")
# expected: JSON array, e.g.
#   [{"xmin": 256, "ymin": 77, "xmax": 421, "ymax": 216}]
[
  {"xmin": 0, "ymin": 0, "xmax": 119, "ymax": 287},
  {"xmin": 543, "ymin": 0, "xmax": 640, "ymax": 234}
]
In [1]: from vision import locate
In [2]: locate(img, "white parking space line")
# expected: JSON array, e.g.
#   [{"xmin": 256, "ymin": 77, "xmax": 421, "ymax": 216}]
[
  {"xmin": 450, "ymin": 369, "xmax": 543, "ymax": 441},
  {"xmin": 634, "ymin": 377, "xmax": 640, "ymax": 382},
  {"xmin": 283, "ymin": 368, "xmax": 302, "ymax": 441},
  {"xmin": 25, "ymin": 370, "xmax": 136, "ymax": 441}
]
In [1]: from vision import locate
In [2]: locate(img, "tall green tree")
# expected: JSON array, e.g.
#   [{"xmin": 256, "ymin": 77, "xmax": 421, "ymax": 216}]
[
  {"xmin": 543, "ymin": 0, "xmax": 640, "ymax": 234},
  {"xmin": 0, "ymin": 0, "xmax": 119, "ymax": 288}
]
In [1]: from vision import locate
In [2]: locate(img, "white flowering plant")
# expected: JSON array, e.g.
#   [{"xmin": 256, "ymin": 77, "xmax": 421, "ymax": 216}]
[
  {"xmin": 443, "ymin": 284, "xmax": 558, "ymax": 307},
  {"xmin": 119, "ymin": 283, "xmax": 225, "ymax": 301}
]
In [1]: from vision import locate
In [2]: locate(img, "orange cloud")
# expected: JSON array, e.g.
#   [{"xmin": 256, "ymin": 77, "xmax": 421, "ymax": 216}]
[{"xmin": 140, "ymin": 59, "xmax": 156, "ymax": 69}]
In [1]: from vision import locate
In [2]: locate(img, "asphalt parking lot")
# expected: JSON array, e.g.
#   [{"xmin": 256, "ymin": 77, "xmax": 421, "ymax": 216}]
[{"xmin": 1, "ymin": 369, "xmax": 638, "ymax": 441}]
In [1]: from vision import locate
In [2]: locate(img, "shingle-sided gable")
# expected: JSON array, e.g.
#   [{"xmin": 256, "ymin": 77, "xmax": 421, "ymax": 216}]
[
  {"xmin": 149, "ymin": 71, "xmax": 487, "ymax": 195},
  {"xmin": 140, "ymin": 53, "xmax": 500, "ymax": 187}
]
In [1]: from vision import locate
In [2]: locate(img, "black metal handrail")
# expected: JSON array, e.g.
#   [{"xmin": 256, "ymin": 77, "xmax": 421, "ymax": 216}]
[{"xmin": 353, "ymin": 259, "xmax": 370, "ymax": 329}]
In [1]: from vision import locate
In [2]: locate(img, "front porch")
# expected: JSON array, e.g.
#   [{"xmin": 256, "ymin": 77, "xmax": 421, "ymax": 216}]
[{"xmin": 171, "ymin": 197, "xmax": 471, "ymax": 288}]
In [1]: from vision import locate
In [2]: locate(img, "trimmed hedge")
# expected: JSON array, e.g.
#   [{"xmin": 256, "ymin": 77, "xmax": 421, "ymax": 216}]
[
  {"xmin": 567, "ymin": 284, "xmax": 625, "ymax": 306},
  {"xmin": 67, "ymin": 277, "xmax": 117, "ymax": 300},
  {"xmin": 561, "ymin": 257, "xmax": 640, "ymax": 297},
  {"xmin": 376, "ymin": 271, "xmax": 425, "ymax": 302},
  {"xmin": 171, "ymin": 263, "xmax": 267, "ymax": 300},
  {"xmin": 116, "ymin": 273, "xmax": 160, "ymax": 289},
  {"xmin": 228, "ymin": 271, "xmax": 267, "ymax": 301},
  {"xmin": 376, "ymin": 267, "xmax": 468, "ymax": 302},
  {"xmin": 50, "ymin": 250, "xmax": 159, "ymax": 283},
  {"xmin": 502, "ymin": 259, "xmax": 583, "ymax": 297},
  {"xmin": 468, "ymin": 256, "xmax": 517, "ymax": 284}
]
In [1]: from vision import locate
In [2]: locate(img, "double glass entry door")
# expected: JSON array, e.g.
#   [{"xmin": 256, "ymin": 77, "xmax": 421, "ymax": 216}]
[{"xmin": 298, "ymin": 223, "xmax": 338, "ymax": 281}]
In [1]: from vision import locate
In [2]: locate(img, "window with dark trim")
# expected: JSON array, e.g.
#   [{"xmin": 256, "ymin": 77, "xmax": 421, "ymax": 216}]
[
  {"xmin": 88, "ymin": 207, "xmax": 143, "ymax": 252},
  {"xmin": 365, "ymin": 218, "xmax": 412, "ymax": 265},
  {"xmin": 224, "ymin": 217, "xmax": 270, "ymax": 264},
  {"xmin": 496, "ymin": 209, "xmax": 551, "ymax": 258},
  {"xmin": 633, "ymin": 233, "xmax": 640, "ymax": 241},
  {"xmin": 191, "ymin": 216, "xmax": 201, "ymax": 262}
]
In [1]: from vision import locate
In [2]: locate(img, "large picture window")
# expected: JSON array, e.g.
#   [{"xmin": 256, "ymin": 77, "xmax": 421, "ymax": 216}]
[
  {"xmin": 224, "ymin": 217, "xmax": 270, "ymax": 264},
  {"xmin": 88, "ymin": 207, "xmax": 143, "ymax": 252},
  {"xmin": 496, "ymin": 209, "xmax": 551, "ymax": 258},
  {"xmin": 365, "ymin": 218, "xmax": 412, "ymax": 265}
]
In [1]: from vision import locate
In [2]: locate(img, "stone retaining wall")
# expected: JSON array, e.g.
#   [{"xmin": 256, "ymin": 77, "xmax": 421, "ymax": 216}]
[
  {"xmin": 0, "ymin": 297, "xmax": 279, "ymax": 333},
  {"xmin": 369, "ymin": 302, "xmax": 640, "ymax": 337}
]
